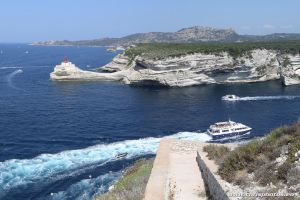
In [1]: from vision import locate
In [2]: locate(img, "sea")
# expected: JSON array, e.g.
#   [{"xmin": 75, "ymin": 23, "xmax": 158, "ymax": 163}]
[{"xmin": 0, "ymin": 44, "xmax": 300, "ymax": 200}]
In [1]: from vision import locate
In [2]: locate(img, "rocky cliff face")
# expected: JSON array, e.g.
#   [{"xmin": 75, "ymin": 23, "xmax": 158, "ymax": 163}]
[
  {"xmin": 280, "ymin": 54, "xmax": 300, "ymax": 85},
  {"xmin": 100, "ymin": 49, "xmax": 300, "ymax": 87},
  {"xmin": 50, "ymin": 50, "xmax": 300, "ymax": 87}
]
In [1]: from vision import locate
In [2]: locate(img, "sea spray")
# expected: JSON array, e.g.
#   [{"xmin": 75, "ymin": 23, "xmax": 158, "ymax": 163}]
[
  {"xmin": 0, "ymin": 131, "xmax": 211, "ymax": 194},
  {"xmin": 46, "ymin": 171, "xmax": 121, "ymax": 200}
]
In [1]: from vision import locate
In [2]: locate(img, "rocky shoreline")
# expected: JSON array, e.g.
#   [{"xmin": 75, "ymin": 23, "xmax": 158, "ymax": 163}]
[{"xmin": 50, "ymin": 49, "xmax": 300, "ymax": 87}]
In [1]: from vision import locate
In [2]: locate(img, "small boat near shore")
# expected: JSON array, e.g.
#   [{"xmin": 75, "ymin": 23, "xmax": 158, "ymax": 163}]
[
  {"xmin": 207, "ymin": 120, "xmax": 252, "ymax": 139},
  {"xmin": 107, "ymin": 47, "xmax": 116, "ymax": 52},
  {"xmin": 222, "ymin": 94, "xmax": 240, "ymax": 101},
  {"xmin": 115, "ymin": 152, "xmax": 128, "ymax": 159}
]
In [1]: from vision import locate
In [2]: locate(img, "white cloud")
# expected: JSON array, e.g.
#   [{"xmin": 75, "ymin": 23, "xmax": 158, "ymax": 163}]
[{"xmin": 263, "ymin": 24, "xmax": 274, "ymax": 29}]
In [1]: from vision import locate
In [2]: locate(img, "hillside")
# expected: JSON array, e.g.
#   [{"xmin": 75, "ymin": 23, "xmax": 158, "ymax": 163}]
[
  {"xmin": 204, "ymin": 122, "xmax": 300, "ymax": 198},
  {"xmin": 32, "ymin": 26, "xmax": 300, "ymax": 47},
  {"xmin": 95, "ymin": 158, "xmax": 154, "ymax": 200}
]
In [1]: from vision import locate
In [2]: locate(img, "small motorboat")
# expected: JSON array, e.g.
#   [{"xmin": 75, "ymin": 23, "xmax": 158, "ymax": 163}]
[
  {"xmin": 222, "ymin": 94, "xmax": 240, "ymax": 101},
  {"xmin": 115, "ymin": 152, "xmax": 128, "ymax": 159},
  {"xmin": 207, "ymin": 120, "xmax": 252, "ymax": 139},
  {"xmin": 107, "ymin": 47, "xmax": 116, "ymax": 52}
]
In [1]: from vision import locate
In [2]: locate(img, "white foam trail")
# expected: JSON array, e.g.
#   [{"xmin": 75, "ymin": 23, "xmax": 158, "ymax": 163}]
[
  {"xmin": 6, "ymin": 69, "xmax": 23, "ymax": 90},
  {"xmin": 238, "ymin": 95, "xmax": 300, "ymax": 101},
  {"xmin": 26, "ymin": 65, "xmax": 52, "ymax": 68},
  {"xmin": 0, "ymin": 131, "xmax": 211, "ymax": 193},
  {"xmin": 0, "ymin": 66, "xmax": 23, "ymax": 70},
  {"xmin": 47, "ymin": 171, "xmax": 121, "ymax": 200},
  {"xmin": 1, "ymin": 66, "xmax": 51, "ymax": 70}
]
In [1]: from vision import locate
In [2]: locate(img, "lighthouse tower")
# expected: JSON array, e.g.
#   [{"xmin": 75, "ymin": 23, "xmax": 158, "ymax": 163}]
[
  {"xmin": 51, "ymin": 57, "xmax": 79, "ymax": 78},
  {"xmin": 63, "ymin": 56, "xmax": 69, "ymax": 63},
  {"xmin": 57, "ymin": 57, "xmax": 77, "ymax": 69}
]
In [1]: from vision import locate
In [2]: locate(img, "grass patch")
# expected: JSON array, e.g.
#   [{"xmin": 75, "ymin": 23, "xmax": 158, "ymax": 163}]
[
  {"xmin": 95, "ymin": 158, "xmax": 154, "ymax": 200},
  {"xmin": 217, "ymin": 122, "xmax": 300, "ymax": 186},
  {"xmin": 124, "ymin": 41, "xmax": 300, "ymax": 60}
]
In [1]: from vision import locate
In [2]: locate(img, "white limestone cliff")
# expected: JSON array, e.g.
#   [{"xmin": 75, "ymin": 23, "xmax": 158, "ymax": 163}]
[
  {"xmin": 279, "ymin": 54, "xmax": 300, "ymax": 85},
  {"xmin": 50, "ymin": 61, "xmax": 123, "ymax": 81},
  {"xmin": 50, "ymin": 50, "xmax": 300, "ymax": 86}
]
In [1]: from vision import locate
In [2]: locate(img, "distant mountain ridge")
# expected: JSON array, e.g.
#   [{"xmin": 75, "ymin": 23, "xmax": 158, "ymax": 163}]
[{"xmin": 32, "ymin": 26, "xmax": 300, "ymax": 47}]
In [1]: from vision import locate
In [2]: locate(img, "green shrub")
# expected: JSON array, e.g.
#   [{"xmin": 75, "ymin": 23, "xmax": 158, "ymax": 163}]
[
  {"xmin": 277, "ymin": 162, "xmax": 293, "ymax": 181},
  {"xmin": 287, "ymin": 140, "xmax": 300, "ymax": 163},
  {"xmin": 203, "ymin": 144, "xmax": 231, "ymax": 164},
  {"xmin": 218, "ymin": 122, "xmax": 300, "ymax": 186},
  {"xmin": 218, "ymin": 152, "xmax": 240, "ymax": 182},
  {"xmin": 254, "ymin": 163, "xmax": 279, "ymax": 185}
]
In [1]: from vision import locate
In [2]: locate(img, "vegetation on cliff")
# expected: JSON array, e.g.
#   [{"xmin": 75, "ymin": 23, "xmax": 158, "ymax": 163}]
[
  {"xmin": 95, "ymin": 158, "xmax": 154, "ymax": 200},
  {"xmin": 124, "ymin": 41, "xmax": 300, "ymax": 60},
  {"xmin": 204, "ymin": 122, "xmax": 300, "ymax": 188}
]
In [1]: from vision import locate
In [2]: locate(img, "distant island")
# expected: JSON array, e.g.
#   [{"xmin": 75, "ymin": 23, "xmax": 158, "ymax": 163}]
[{"xmin": 32, "ymin": 26, "xmax": 300, "ymax": 47}]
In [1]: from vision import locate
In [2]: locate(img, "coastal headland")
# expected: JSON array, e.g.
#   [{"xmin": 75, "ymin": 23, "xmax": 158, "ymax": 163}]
[{"xmin": 51, "ymin": 42, "xmax": 300, "ymax": 87}]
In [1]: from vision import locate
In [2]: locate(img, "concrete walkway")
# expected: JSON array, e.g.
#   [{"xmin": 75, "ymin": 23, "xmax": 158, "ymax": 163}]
[{"xmin": 144, "ymin": 138, "xmax": 207, "ymax": 200}]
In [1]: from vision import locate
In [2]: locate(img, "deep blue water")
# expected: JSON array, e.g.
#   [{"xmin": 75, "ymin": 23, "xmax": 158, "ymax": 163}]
[{"xmin": 0, "ymin": 44, "xmax": 300, "ymax": 200}]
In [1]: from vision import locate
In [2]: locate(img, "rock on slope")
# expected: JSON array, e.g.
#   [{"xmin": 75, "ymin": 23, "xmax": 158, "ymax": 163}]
[{"xmin": 50, "ymin": 50, "xmax": 300, "ymax": 87}]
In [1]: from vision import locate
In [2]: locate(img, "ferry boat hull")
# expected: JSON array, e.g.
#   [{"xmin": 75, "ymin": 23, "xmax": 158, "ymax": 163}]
[{"xmin": 208, "ymin": 129, "xmax": 251, "ymax": 139}]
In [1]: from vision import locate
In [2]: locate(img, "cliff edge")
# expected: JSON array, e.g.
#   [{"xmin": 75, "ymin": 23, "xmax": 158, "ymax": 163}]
[{"xmin": 50, "ymin": 44, "xmax": 300, "ymax": 86}]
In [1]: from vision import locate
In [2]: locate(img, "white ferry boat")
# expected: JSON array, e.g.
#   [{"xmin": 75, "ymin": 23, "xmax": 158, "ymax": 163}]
[
  {"xmin": 207, "ymin": 120, "xmax": 251, "ymax": 139},
  {"xmin": 222, "ymin": 94, "xmax": 240, "ymax": 101}
]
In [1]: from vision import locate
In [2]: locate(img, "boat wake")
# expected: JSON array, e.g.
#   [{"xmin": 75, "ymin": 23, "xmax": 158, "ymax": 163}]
[
  {"xmin": 225, "ymin": 95, "xmax": 300, "ymax": 102},
  {"xmin": 0, "ymin": 66, "xmax": 23, "ymax": 70},
  {"xmin": 6, "ymin": 69, "xmax": 24, "ymax": 90},
  {"xmin": 47, "ymin": 171, "xmax": 121, "ymax": 200},
  {"xmin": 0, "ymin": 131, "xmax": 211, "ymax": 199}
]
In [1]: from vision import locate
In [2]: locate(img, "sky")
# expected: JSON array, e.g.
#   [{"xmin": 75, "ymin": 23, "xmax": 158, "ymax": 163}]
[{"xmin": 0, "ymin": 0, "xmax": 299, "ymax": 43}]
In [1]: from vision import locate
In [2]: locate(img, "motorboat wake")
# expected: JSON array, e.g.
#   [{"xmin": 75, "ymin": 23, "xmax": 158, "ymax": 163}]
[{"xmin": 222, "ymin": 94, "xmax": 300, "ymax": 102}]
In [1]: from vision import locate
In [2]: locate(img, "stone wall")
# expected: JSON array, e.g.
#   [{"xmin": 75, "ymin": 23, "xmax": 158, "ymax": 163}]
[{"xmin": 196, "ymin": 151, "xmax": 230, "ymax": 200}]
